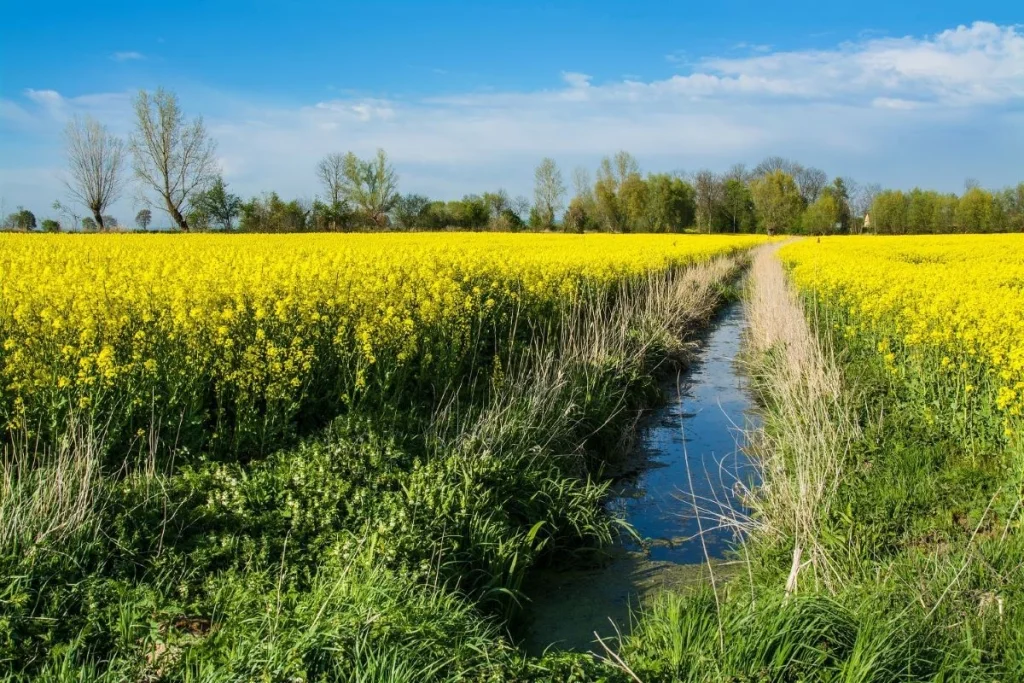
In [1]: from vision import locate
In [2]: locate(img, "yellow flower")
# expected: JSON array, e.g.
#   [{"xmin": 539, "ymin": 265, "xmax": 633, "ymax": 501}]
[{"xmin": 0, "ymin": 232, "xmax": 771, "ymax": 446}]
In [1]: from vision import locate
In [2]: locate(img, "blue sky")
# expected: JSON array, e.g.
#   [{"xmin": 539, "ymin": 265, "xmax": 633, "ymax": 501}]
[{"xmin": 2, "ymin": 1, "xmax": 1023, "ymax": 225}]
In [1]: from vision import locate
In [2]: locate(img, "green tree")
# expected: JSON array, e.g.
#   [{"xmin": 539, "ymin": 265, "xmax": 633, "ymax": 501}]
[
  {"xmin": 448, "ymin": 195, "xmax": 490, "ymax": 230},
  {"xmin": 956, "ymin": 187, "xmax": 995, "ymax": 233},
  {"xmin": 309, "ymin": 199, "xmax": 353, "ymax": 232},
  {"xmin": 750, "ymin": 170, "xmax": 803, "ymax": 234},
  {"xmin": 82, "ymin": 216, "xmax": 98, "ymax": 231},
  {"xmin": 340, "ymin": 149, "xmax": 399, "ymax": 227},
  {"xmin": 193, "ymin": 176, "xmax": 242, "ymax": 230},
  {"xmin": 719, "ymin": 178, "xmax": 756, "ymax": 233},
  {"xmin": 7, "ymin": 208, "xmax": 37, "ymax": 230},
  {"xmin": 392, "ymin": 194, "xmax": 432, "ymax": 230},
  {"xmin": 491, "ymin": 208, "xmax": 525, "ymax": 232},
  {"xmin": 591, "ymin": 152, "xmax": 642, "ymax": 232},
  {"xmin": 618, "ymin": 174, "xmax": 650, "ymax": 232},
  {"xmin": 869, "ymin": 191, "xmax": 909, "ymax": 234},
  {"xmin": 239, "ymin": 193, "xmax": 309, "ymax": 232},
  {"xmin": 693, "ymin": 170, "xmax": 722, "ymax": 233},
  {"xmin": 995, "ymin": 182, "xmax": 1024, "ymax": 232},
  {"xmin": 479, "ymin": 189, "xmax": 526, "ymax": 231},
  {"xmin": 186, "ymin": 207, "xmax": 210, "ymax": 231},
  {"xmin": 593, "ymin": 158, "xmax": 622, "ymax": 231},
  {"xmin": 802, "ymin": 193, "xmax": 841, "ymax": 234},
  {"xmin": 646, "ymin": 173, "xmax": 696, "ymax": 232},
  {"xmin": 562, "ymin": 197, "xmax": 591, "ymax": 233},
  {"xmin": 823, "ymin": 177, "xmax": 853, "ymax": 233},
  {"xmin": 40, "ymin": 218, "xmax": 61, "ymax": 232},
  {"xmin": 934, "ymin": 194, "xmax": 959, "ymax": 233},
  {"xmin": 906, "ymin": 189, "xmax": 938, "ymax": 233}
]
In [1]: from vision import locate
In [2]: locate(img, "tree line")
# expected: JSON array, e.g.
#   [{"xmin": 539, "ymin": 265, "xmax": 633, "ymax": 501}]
[{"xmin": 5, "ymin": 86, "xmax": 1024, "ymax": 235}]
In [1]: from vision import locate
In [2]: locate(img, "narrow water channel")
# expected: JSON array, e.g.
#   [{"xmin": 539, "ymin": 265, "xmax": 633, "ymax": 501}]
[{"xmin": 524, "ymin": 299, "xmax": 760, "ymax": 654}]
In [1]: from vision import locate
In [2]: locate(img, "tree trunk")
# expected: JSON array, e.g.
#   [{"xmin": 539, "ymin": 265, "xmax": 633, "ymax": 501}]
[
  {"xmin": 92, "ymin": 209, "xmax": 105, "ymax": 231},
  {"xmin": 167, "ymin": 200, "xmax": 189, "ymax": 232}
]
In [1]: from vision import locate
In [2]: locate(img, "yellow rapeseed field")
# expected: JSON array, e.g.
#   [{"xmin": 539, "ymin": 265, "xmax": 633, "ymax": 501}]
[
  {"xmin": 781, "ymin": 235, "xmax": 1024, "ymax": 443},
  {"xmin": 0, "ymin": 232, "xmax": 767, "ymax": 453}
]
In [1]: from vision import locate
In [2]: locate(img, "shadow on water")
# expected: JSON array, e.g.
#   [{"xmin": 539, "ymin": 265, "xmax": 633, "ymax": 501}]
[{"xmin": 523, "ymin": 300, "xmax": 760, "ymax": 655}]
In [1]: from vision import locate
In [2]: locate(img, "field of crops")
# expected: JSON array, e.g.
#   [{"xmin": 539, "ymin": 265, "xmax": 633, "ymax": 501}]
[
  {"xmin": 0, "ymin": 233, "xmax": 767, "ymax": 457},
  {"xmin": 781, "ymin": 235, "xmax": 1024, "ymax": 448},
  {"xmin": 6, "ymin": 231, "xmax": 1024, "ymax": 680}
]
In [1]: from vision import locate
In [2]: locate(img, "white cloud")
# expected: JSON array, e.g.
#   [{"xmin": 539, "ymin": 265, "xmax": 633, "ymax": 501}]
[
  {"xmin": 561, "ymin": 71, "xmax": 592, "ymax": 89},
  {"xmin": 3, "ymin": 89, "xmax": 133, "ymax": 131},
  {"xmin": 872, "ymin": 97, "xmax": 923, "ymax": 110},
  {"xmin": 3, "ymin": 21, "xmax": 1024, "ymax": 223},
  {"xmin": 111, "ymin": 51, "xmax": 145, "ymax": 62},
  {"xmin": 699, "ymin": 21, "xmax": 1024, "ymax": 107},
  {"xmin": 313, "ymin": 99, "xmax": 395, "ymax": 122}
]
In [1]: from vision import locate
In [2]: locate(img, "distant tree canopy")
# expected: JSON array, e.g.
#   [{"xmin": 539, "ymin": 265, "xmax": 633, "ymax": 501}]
[
  {"xmin": 239, "ymin": 193, "xmax": 311, "ymax": 233},
  {"xmin": 865, "ymin": 184, "xmax": 1024, "ymax": 234},
  {"xmin": 135, "ymin": 209, "xmax": 152, "ymax": 230},
  {"xmin": 221, "ymin": 157, "xmax": 1024, "ymax": 235},
  {"xmin": 4, "ymin": 208, "xmax": 37, "ymax": 231},
  {"xmin": 750, "ymin": 171, "xmax": 803, "ymax": 235},
  {"xmin": 193, "ymin": 176, "xmax": 242, "ymax": 230}
]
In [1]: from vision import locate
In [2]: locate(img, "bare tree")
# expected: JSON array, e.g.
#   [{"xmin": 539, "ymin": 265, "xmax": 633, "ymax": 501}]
[
  {"xmin": 482, "ymin": 189, "xmax": 511, "ymax": 217},
  {"xmin": 130, "ymin": 88, "xmax": 218, "ymax": 231},
  {"xmin": 612, "ymin": 150, "xmax": 640, "ymax": 184},
  {"xmin": 854, "ymin": 182, "xmax": 882, "ymax": 218},
  {"xmin": 795, "ymin": 166, "xmax": 828, "ymax": 204},
  {"xmin": 511, "ymin": 195, "xmax": 531, "ymax": 221},
  {"xmin": 52, "ymin": 200, "xmax": 80, "ymax": 232},
  {"xmin": 726, "ymin": 163, "xmax": 750, "ymax": 182},
  {"xmin": 752, "ymin": 155, "xmax": 802, "ymax": 178},
  {"xmin": 693, "ymin": 169, "xmax": 722, "ymax": 232},
  {"xmin": 316, "ymin": 153, "xmax": 347, "ymax": 207},
  {"xmin": 533, "ymin": 157, "xmax": 566, "ymax": 228},
  {"xmin": 572, "ymin": 166, "xmax": 593, "ymax": 202},
  {"xmin": 63, "ymin": 116, "xmax": 127, "ymax": 231}
]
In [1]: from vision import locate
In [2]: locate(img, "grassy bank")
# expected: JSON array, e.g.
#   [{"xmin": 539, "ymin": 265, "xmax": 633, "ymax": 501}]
[
  {"xmin": 0, "ymin": 235, "xmax": 752, "ymax": 680},
  {"xmin": 612, "ymin": 240, "xmax": 1024, "ymax": 681}
]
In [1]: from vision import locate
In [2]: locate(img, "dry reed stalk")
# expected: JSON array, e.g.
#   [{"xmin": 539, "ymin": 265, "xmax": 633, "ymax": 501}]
[
  {"xmin": 434, "ymin": 255, "xmax": 743, "ymax": 462},
  {"xmin": 0, "ymin": 422, "xmax": 104, "ymax": 554},
  {"xmin": 743, "ymin": 243, "xmax": 859, "ymax": 594}
]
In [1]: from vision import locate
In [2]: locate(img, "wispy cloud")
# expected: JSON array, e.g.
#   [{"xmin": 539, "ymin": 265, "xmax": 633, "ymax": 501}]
[
  {"xmin": 732, "ymin": 42, "xmax": 773, "ymax": 53},
  {"xmin": 111, "ymin": 51, "xmax": 145, "ymax": 62}
]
